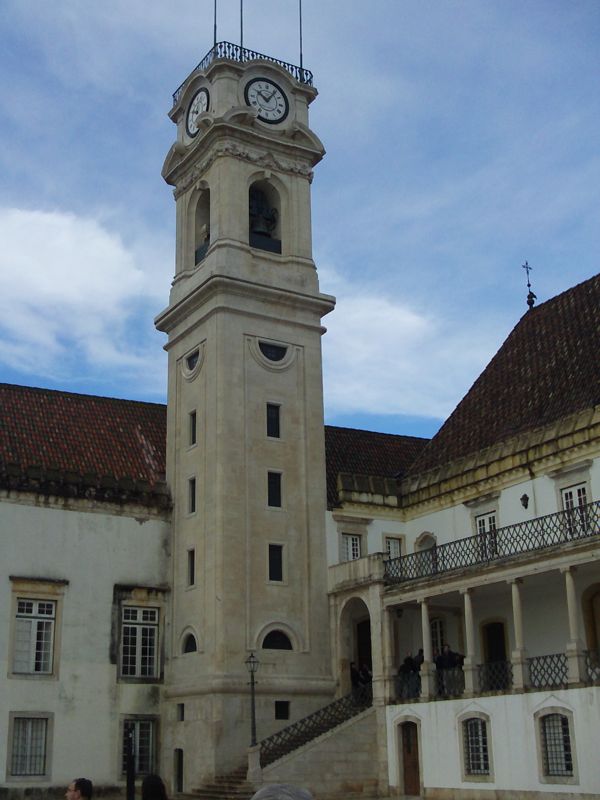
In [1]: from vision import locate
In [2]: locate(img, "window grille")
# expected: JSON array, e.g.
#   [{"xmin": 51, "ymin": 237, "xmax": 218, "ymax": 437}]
[
  {"xmin": 463, "ymin": 718, "xmax": 490, "ymax": 775},
  {"xmin": 121, "ymin": 607, "xmax": 159, "ymax": 678},
  {"xmin": 10, "ymin": 717, "xmax": 48, "ymax": 776},
  {"xmin": 541, "ymin": 714, "xmax": 573, "ymax": 777},
  {"xmin": 122, "ymin": 719, "xmax": 155, "ymax": 775},
  {"xmin": 13, "ymin": 599, "xmax": 56, "ymax": 674}
]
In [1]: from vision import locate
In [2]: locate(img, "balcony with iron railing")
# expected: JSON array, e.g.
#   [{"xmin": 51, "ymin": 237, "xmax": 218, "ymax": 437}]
[
  {"xmin": 392, "ymin": 650, "xmax": 600, "ymax": 703},
  {"xmin": 384, "ymin": 501, "xmax": 600, "ymax": 584},
  {"xmin": 173, "ymin": 41, "xmax": 313, "ymax": 105}
]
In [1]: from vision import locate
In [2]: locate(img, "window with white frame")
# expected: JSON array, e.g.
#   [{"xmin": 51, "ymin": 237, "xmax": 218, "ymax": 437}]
[
  {"xmin": 121, "ymin": 607, "xmax": 159, "ymax": 679},
  {"xmin": 342, "ymin": 533, "xmax": 361, "ymax": 561},
  {"xmin": 463, "ymin": 717, "xmax": 490, "ymax": 776},
  {"xmin": 13, "ymin": 599, "xmax": 56, "ymax": 675},
  {"xmin": 385, "ymin": 536, "xmax": 402, "ymax": 559},
  {"xmin": 9, "ymin": 714, "xmax": 51, "ymax": 778},
  {"xmin": 561, "ymin": 483, "xmax": 589, "ymax": 538},
  {"xmin": 430, "ymin": 617, "xmax": 445, "ymax": 655},
  {"xmin": 122, "ymin": 718, "xmax": 156, "ymax": 775},
  {"xmin": 475, "ymin": 511, "xmax": 496, "ymax": 535},
  {"xmin": 540, "ymin": 713, "xmax": 573, "ymax": 778}
]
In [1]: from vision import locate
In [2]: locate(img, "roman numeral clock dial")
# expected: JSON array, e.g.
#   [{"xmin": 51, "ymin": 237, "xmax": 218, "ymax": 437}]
[
  {"xmin": 244, "ymin": 78, "xmax": 289, "ymax": 123},
  {"xmin": 186, "ymin": 87, "xmax": 210, "ymax": 137}
]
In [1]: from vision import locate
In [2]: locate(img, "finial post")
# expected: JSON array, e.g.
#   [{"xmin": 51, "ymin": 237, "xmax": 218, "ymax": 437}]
[{"xmin": 522, "ymin": 261, "xmax": 537, "ymax": 310}]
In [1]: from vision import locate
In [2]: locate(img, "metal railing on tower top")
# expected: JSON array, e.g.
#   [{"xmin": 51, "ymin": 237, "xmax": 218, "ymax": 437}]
[{"xmin": 173, "ymin": 41, "xmax": 313, "ymax": 105}]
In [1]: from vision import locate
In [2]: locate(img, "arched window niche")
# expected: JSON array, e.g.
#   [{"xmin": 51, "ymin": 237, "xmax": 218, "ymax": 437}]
[
  {"xmin": 262, "ymin": 630, "xmax": 292, "ymax": 650},
  {"xmin": 249, "ymin": 180, "xmax": 281, "ymax": 254},
  {"xmin": 193, "ymin": 188, "xmax": 210, "ymax": 265},
  {"xmin": 182, "ymin": 633, "xmax": 198, "ymax": 654}
]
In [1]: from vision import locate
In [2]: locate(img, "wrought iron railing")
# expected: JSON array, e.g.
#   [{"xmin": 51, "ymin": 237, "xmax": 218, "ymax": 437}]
[
  {"xmin": 478, "ymin": 661, "xmax": 513, "ymax": 692},
  {"xmin": 584, "ymin": 649, "xmax": 600, "ymax": 682},
  {"xmin": 395, "ymin": 671, "xmax": 421, "ymax": 700},
  {"xmin": 435, "ymin": 666, "xmax": 465, "ymax": 697},
  {"xmin": 173, "ymin": 41, "xmax": 313, "ymax": 104},
  {"xmin": 384, "ymin": 501, "xmax": 600, "ymax": 583},
  {"xmin": 527, "ymin": 653, "xmax": 568, "ymax": 688},
  {"xmin": 258, "ymin": 686, "xmax": 372, "ymax": 767}
]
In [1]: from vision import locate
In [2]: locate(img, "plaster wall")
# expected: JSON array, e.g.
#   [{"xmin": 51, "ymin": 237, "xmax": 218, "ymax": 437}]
[
  {"xmin": 386, "ymin": 688, "xmax": 600, "ymax": 795},
  {"xmin": 0, "ymin": 496, "xmax": 169, "ymax": 790}
]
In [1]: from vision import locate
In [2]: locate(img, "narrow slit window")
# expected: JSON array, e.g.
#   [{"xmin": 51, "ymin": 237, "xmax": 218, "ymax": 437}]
[
  {"xmin": 266, "ymin": 404, "xmax": 280, "ymax": 438},
  {"xmin": 189, "ymin": 411, "xmax": 197, "ymax": 446},
  {"xmin": 188, "ymin": 478, "xmax": 196, "ymax": 514},
  {"xmin": 187, "ymin": 549, "xmax": 195, "ymax": 586},
  {"xmin": 268, "ymin": 472, "xmax": 282, "ymax": 508},
  {"xmin": 268, "ymin": 544, "xmax": 283, "ymax": 582}
]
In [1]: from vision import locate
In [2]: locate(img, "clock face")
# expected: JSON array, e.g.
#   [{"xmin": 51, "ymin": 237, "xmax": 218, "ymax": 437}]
[
  {"xmin": 244, "ymin": 78, "xmax": 289, "ymax": 124},
  {"xmin": 186, "ymin": 88, "xmax": 210, "ymax": 137}
]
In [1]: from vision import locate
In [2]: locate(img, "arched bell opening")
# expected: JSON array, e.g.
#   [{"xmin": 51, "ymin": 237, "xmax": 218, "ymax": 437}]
[
  {"xmin": 194, "ymin": 189, "xmax": 210, "ymax": 264},
  {"xmin": 249, "ymin": 180, "xmax": 281, "ymax": 254}
]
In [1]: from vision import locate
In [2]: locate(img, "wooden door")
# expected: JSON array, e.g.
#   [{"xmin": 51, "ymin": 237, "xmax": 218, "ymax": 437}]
[{"xmin": 401, "ymin": 722, "xmax": 420, "ymax": 796}]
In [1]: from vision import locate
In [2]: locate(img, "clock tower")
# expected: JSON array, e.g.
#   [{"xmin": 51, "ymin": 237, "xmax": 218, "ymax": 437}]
[{"xmin": 155, "ymin": 42, "xmax": 335, "ymax": 788}]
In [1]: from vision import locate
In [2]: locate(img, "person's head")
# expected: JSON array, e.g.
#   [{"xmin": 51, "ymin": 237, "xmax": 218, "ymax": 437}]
[
  {"xmin": 142, "ymin": 774, "xmax": 168, "ymax": 800},
  {"xmin": 66, "ymin": 779, "xmax": 93, "ymax": 800}
]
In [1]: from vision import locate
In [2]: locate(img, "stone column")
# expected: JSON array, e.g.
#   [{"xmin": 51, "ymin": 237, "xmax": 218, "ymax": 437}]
[
  {"xmin": 509, "ymin": 578, "xmax": 528, "ymax": 690},
  {"xmin": 380, "ymin": 604, "xmax": 397, "ymax": 703},
  {"xmin": 369, "ymin": 585, "xmax": 386, "ymax": 706},
  {"xmin": 461, "ymin": 588, "xmax": 477, "ymax": 694},
  {"xmin": 562, "ymin": 566, "xmax": 585, "ymax": 683},
  {"xmin": 420, "ymin": 598, "xmax": 434, "ymax": 699}
]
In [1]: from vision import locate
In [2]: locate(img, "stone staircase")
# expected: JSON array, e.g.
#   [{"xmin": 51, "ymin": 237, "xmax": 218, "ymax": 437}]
[
  {"xmin": 187, "ymin": 688, "xmax": 374, "ymax": 800},
  {"xmin": 259, "ymin": 687, "xmax": 372, "ymax": 766},
  {"xmin": 190, "ymin": 766, "xmax": 254, "ymax": 800}
]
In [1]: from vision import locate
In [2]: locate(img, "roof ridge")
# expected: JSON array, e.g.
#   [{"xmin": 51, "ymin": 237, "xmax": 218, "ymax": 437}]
[
  {"xmin": 325, "ymin": 424, "xmax": 429, "ymax": 442},
  {"xmin": 0, "ymin": 382, "xmax": 167, "ymax": 410}
]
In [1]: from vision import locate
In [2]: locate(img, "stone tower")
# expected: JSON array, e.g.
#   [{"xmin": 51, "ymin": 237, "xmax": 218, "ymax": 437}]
[{"xmin": 155, "ymin": 42, "xmax": 335, "ymax": 789}]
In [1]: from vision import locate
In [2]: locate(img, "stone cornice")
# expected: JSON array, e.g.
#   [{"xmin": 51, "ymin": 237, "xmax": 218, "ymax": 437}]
[
  {"xmin": 0, "ymin": 462, "xmax": 171, "ymax": 515},
  {"xmin": 400, "ymin": 405, "xmax": 600, "ymax": 515},
  {"xmin": 329, "ymin": 406, "xmax": 600, "ymax": 519},
  {"xmin": 155, "ymin": 271, "xmax": 335, "ymax": 343},
  {"xmin": 163, "ymin": 119, "xmax": 322, "ymax": 192}
]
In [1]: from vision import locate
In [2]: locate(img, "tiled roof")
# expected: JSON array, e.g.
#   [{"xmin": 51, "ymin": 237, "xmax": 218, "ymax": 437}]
[
  {"xmin": 410, "ymin": 272, "xmax": 600, "ymax": 475},
  {"xmin": 0, "ymin": 384, "xmax": 428, "ymax": 511},
  {"xmin": 0, "ymin": 384, "xmax": 167, "ymax": 502},
  {"xmin": 324, "ymin": 425, "xmax": 429, "ymax": 508}
]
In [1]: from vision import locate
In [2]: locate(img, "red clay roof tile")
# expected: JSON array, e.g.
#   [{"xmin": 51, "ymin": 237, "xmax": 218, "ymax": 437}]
[{"xmin": 410, "ymin": 272, "xmax": 600, "ymax": 474}]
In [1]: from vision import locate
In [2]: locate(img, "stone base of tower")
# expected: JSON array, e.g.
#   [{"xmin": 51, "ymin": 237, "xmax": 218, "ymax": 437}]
[{"xmin": 162, "ymin": 683, "xmax": 336, "ymax": 792}]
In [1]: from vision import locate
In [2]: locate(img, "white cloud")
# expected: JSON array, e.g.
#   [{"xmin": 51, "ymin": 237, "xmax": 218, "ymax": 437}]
[
  {"xmin": 320, "ymin": 264, "xmax": 504, "ymax": 420},
  {"xmin": 0, "ymin": 207, "xmax": 167, "ymax": 392}
]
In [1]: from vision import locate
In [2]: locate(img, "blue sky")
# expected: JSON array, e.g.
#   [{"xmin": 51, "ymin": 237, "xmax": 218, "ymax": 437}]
[{"xmin": 1, "ymin": 1, "xmax": 599, "ymax": 439}]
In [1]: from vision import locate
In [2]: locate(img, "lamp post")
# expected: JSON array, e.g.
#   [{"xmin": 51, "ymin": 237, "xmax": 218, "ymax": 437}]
[{"xmin": 244, "ymin": 651, "xmax": 260, "ymax": 747}]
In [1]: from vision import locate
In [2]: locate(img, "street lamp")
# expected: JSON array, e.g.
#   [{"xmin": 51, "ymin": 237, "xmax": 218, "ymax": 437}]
[{"xmin": 244, "ymin": 651, "xmax": 260, "ymax": 746}]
